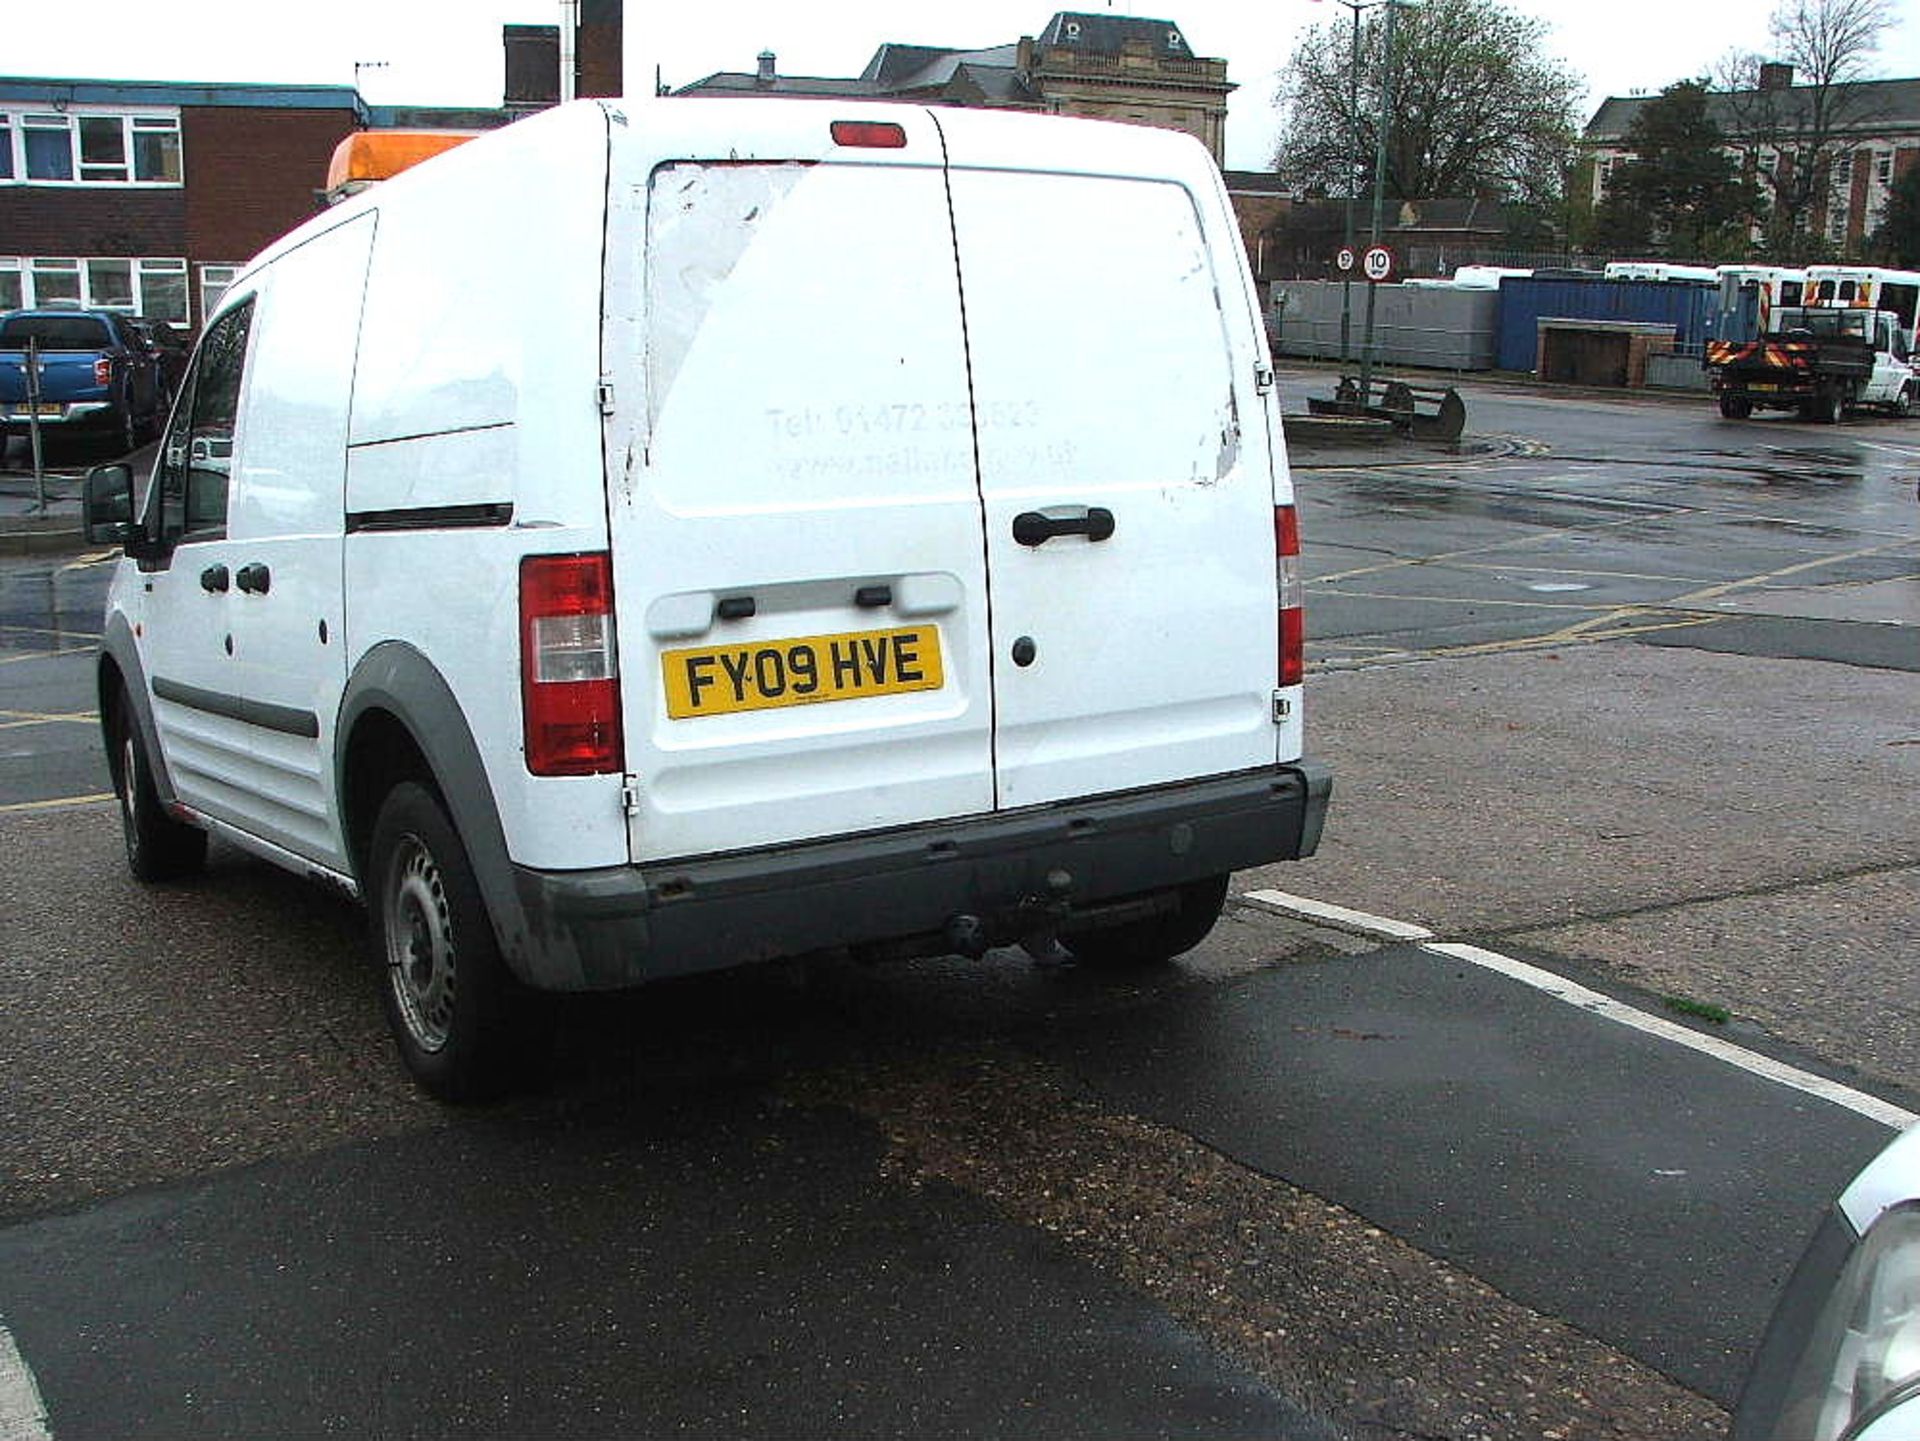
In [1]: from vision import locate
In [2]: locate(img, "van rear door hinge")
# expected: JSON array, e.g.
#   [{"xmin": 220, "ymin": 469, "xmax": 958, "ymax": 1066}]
[
  {"xmin": 1255, "ymin": 364, "xmax": 1275, "ymax": 396},
  {"xmin": 621, "ymin": 775, "xmax": 642, "ymax": 816},
  {"xmin": 598, "ymin": 376, "xmax": 616, "ymax": 416},
  {"xmin": 1272, "ymin": 691, "xmax": 1292, "ymax": 723}
]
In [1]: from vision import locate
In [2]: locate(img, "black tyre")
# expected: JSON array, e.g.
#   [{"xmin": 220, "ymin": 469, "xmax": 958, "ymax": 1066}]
[
  {"xmin": 1718, "ymin": 395, "xmax": 1752, "ymax": 420},
  {"xmin": 1815, "ymin": 385, "xmax": 1845, "ymax": 425},
  {"xmin": 369, "ymin": 781, "xmax": 546, "ymax": 1101},
  {"xmin": 110, "ymin": 689, "xmax": 207, "ymax": 882},
  {"xmin": 1896, "ymin": 385, "xmax": 1915, "ymax": 420},
  {"xmin": 1067, "ymin": 874, "xmax": 1231, "ymax": 969}
]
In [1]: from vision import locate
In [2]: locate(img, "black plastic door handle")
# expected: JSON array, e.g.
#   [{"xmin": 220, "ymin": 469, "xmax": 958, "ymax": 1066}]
[
  {"xmin": 235, "ymin": 562, "xmax": 271, "ymax": 595},
  {"xmin": 1012, "ymin": 507, "xmax": 1116, "ymax": 547},
  {"xmin": 199, "ymin": 564, "xmax": 229, "ymax": 593}
]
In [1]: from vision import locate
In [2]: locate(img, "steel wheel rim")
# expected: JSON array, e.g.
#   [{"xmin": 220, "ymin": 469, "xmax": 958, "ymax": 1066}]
[
  {"xmin": 384, "ymin": 834, "xmax": 456, "ymax": 1053},
  {"xmin": 117, "ymin": 729, "xmax": 140, "ymax": 861}
]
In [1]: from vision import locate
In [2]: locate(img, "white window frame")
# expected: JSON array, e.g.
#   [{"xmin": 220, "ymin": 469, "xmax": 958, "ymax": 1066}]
[
  {"xmin": 1, "ymin": 106, "xmax": 182, "ymax": 187},
  {"xmin": 198, "ymin": 263, "xmax": 244, "ymax": 323},
  {"xmin": 1, "ymin": 254, "xmax": 191, "ymax": 318},
  {"xmin": 1874, "ymin": 150, "xmax": 1894, "ymax": 188}
]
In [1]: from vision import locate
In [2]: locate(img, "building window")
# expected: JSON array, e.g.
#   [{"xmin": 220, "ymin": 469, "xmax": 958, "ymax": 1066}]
[
  {"xmin": 2, "ymin": 108, "xmax": 182, "ymax": 186},
  {"xmin": 199, "ymin": 264, "xmax": 242, "ymax": 321},
  {"xmin": 1834, "ymin": 153, "xmax": 1852, "ymax": 186},
  {"xmin": 22, "ymin": 116, "xmax": 73, "ymax": 180},
  {"xmin": 1875, "ymin": 151, "xmax": 1894, "ymax": 187},
  {"xmin": 2, "ymin": 255, "xmax": 191, "ymax": 317},
  {"xmin": 1595, "ymin": 155, "xmax": 1614, "ymax": 199},
  {"xmin": 1828, "ymin": 209, "xmax": 1849, "ymax": 243}
]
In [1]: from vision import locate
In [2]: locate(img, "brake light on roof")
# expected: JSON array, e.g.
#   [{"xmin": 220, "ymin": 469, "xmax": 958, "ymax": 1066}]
[
  {"xmin": 520, "ymin": 552, "xmax": 623, "ymax": 776},
  {"xmin": 1275, "ymin": 505, "xmax": 1304, "ymax": 688},
  {"xmin": 831, "ymin": 120, "xmax": 908, "ymax": 149}
]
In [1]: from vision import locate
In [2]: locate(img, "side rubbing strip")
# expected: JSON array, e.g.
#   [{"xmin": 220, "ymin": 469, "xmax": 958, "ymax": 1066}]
[
  {"xmin": 152, "ymin": 677, "xmax": 322, "ymax": 739},
  {"xmin": 345, "ymin": 502, "xmax": 514, "ymax": 534}
]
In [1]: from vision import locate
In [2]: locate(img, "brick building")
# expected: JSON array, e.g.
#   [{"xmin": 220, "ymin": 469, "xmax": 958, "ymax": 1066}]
[
  {"xmin": 1581, "ymin": 69, "xmax": 1920, "ymax": 254},
  {"xmin": 0, "ymin": 79, "xmax": 367, "ymax": 328},
  {"xmin": 1, "ymin": 1, "xmax": 622, "ymax": 332}
]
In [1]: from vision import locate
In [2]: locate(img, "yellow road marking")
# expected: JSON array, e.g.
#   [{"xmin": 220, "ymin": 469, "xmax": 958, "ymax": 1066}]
[
  {"xmin": 1312, "ymin": 513, "xmax": 1668, "ymax": 584},
  {"xmin": 0, "ymin": 793, "xmax": 113, "ymax": 814},
  {"xmin": 0, "ymin": 709, "xmax": 96, "ymax": 729},
  {"xmin": 1670, "ymin": 539, "xmax": 1920, "ymax": 606}
]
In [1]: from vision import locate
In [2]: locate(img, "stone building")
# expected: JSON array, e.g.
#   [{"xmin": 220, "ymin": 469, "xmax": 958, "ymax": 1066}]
[{"xmin": 677, "ymin": 12, "xmax": 1234, "ymax": 165}]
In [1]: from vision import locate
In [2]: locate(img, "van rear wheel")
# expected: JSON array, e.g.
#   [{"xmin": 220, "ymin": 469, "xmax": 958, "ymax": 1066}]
[
  {"xmin": 369, "ymin": 781, "xmax": 546, "ymax": 1101},
  {"xmin": 1067, "ymin": 874, "xmax": 1231, "ymax": 968},
  {"xmin": 1718, "ymin": 395, "xmax": 1751, "ymax": 420}
]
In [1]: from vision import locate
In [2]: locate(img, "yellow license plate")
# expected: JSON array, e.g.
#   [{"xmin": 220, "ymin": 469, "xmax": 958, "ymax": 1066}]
[
  {"xmin": 663, "ymin": 624, "xmax": 944, "ymax": 718},
  {"xmin": 1749, "ymin": 383, "xmax": 1778, "ymax": 392}
]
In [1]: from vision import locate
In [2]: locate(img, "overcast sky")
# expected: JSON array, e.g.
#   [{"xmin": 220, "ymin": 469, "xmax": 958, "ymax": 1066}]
[{"xmin": 6, "ymin": 0, "xmax": 1918, "ymax": 171}]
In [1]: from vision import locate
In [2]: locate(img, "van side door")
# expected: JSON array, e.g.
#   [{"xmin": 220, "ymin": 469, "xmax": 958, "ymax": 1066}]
[{"xmin": 218, "ymin": 213, "xmax": 375, "ymax": 870}]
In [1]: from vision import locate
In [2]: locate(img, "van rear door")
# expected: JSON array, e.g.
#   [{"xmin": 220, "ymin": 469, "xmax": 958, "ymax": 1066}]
[
  {"xmin": 942, "ymin": 129, "xmax": 1282, "ymax": 809},
  {"xmin": 606, "ymin": 113, "xmax": 994, "ymax": 862}
]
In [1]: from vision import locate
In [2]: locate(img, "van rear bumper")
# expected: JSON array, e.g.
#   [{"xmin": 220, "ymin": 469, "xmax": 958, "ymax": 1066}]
[{"xmin": 509, "ymin": 760, "xmax": 1331, "ymax": 990}]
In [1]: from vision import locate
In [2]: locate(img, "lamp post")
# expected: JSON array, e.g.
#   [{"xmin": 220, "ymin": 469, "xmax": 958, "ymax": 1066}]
[
  {"xmin": 1322, "ymin": 0, "xmax": 1379, "ymax": 370},
  {"xmin": 1357, "ymin": 0, "xmax": 1406, "ymax": 409}
]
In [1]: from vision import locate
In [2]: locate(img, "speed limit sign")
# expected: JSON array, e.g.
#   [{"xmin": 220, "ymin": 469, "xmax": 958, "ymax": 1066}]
[
  {"xmin": 1361, "ymin": 245, "xmax": 1395, "ymax": 282},
  {"xmin": 1334, "ymin": 245, "xmax": 1357, "ymax": 274}
]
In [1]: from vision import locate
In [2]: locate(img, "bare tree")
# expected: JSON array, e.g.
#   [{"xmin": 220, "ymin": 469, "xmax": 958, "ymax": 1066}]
[{"xmin": 1718, "ymin": 0, "xmax": 1898, "ymax": 257}]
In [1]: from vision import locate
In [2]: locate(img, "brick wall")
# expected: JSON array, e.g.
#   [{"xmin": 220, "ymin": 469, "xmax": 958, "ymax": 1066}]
[
  {"xmin": 182, "ymin": 106, "xmax": 357, "ymax": 268},
  {"xmin": 0, "ymin": 187, "xmax": 186, "ymax": 257}
]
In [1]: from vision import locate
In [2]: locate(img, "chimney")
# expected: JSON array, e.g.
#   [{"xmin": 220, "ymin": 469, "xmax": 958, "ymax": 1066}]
[
  {"xmin": 504, "ymin": 25, "xmax": 561, "ymax": 113},
  {"xmin": 576, "ymin": 0, "xmax": 623, "ymax": 99},
  {"xmin": 757, "ymin": 51, "xmax": 777, "ymax": 86},
  {"xmin": 1758, "ymin": 62, "xmax": 1795, "ymax": 92}
]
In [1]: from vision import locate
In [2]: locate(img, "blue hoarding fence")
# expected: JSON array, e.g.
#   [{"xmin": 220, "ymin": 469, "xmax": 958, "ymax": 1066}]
[{"xmin": 1496, "ymin": 278, "xmax": 1720, "ymax": 372}]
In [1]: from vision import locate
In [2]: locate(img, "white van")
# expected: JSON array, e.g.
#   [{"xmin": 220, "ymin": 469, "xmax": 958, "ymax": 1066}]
[{"xmin": 84, "ymin": 98, "xmax": 1329, "ymax": 1099}]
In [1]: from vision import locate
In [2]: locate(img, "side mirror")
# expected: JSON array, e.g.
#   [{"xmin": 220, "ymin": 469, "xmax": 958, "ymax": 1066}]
[{"xmin": 83, "ymin": 463, "xmax": 139, "ymax": 548}]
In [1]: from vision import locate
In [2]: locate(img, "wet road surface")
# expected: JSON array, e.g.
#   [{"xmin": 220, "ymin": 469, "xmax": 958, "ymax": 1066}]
[{"xmin": 2, "ymin": 381, "xmax": 1917, "ymax": 1438}]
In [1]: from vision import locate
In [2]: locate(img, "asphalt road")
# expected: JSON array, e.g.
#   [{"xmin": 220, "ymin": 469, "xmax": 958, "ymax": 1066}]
[{"xmin": 2, "ymin": 379, "xmax": 1917, "ymax": 1439}]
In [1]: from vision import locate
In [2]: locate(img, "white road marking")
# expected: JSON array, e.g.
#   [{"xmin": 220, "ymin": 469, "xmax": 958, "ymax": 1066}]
[
  {"xmin": 0, "ymin": 1321, "xmax": 52, "ymax": 1441},
  {"xmin": 1239, "ymin": 889, "xmax": 1436, "ymax": 941},
  {"xmin": 1240, "ymin": 891, "xmax": 1919, "ymax": 1133}
]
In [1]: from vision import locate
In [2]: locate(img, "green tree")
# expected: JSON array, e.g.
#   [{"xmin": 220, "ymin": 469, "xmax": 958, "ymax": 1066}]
[
  {"xmin": 1272, "ymin": 0, "xmax": 1582, "ymax": 209},
  {"xmin": 1604, "ymin": 80, "xmax": 1763, "ymax": 259},
  {"xmin": 1872, "ymin": 163, "xmax": 1920, "ymax": 266}
]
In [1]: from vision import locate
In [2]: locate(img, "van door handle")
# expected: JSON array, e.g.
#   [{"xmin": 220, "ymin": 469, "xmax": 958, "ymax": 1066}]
[
  {"xmin": 199, "ymin": 564, "xmax": 229, "ymax": 593},
  {"xmin": 235, "ymin": 562, "xmax": 271, "ymax": 595},
  {"xmin": 1011, "ymin": 507, "xmax": 1116, "ymax": 547}
]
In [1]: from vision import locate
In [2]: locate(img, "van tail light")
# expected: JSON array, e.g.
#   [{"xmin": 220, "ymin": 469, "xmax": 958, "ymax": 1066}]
[
  {"xmin": 520, "ymin": 552, "xmax": 623, "ymax": 777},
  {"xmin": 1276, "ymin": 505, "xmax": 1305, "ymax": 688},
  {"xmin": 94, "ymin": 357, "xmax": 114, "ymax": 386}
]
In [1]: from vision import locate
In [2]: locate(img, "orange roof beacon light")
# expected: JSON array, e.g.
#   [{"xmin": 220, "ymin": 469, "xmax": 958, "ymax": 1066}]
[{"xmin": 323, "ymin": 130, "xmax": 480, "ymax": 205}]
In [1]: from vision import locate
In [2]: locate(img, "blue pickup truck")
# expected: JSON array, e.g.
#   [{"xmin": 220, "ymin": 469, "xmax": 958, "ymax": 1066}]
[{"xmin": 0, "ymin": 308, "xmax": 169, "ymax": 457}]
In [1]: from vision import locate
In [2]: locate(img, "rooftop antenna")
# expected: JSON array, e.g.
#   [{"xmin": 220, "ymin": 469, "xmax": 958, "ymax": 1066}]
[{"xmin": 353, "ymin": 60, "xmax": 389, "ymax": 92}]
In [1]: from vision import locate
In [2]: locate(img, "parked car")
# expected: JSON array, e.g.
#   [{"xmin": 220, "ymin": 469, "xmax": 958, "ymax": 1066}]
[
  {"xmin": 0, "ymin": 307, "xmax": 167, "ymax": 456},
  {"xmin": 1734, "ymin": 1123, "xmax": 1920, "ymax": 1440},
  {"xmin": 83, "ymin": 98, "xmax": 1328, "ymax": 1101},
  {"xmin": 126, "ymin": 316, "xmax": 191, "ymax": 409}
]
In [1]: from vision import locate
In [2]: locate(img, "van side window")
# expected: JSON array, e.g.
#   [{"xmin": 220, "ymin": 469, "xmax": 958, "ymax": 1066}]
[{"xmin": 151, "ymin": 299, "xmax": 253, "ymax": 549}]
